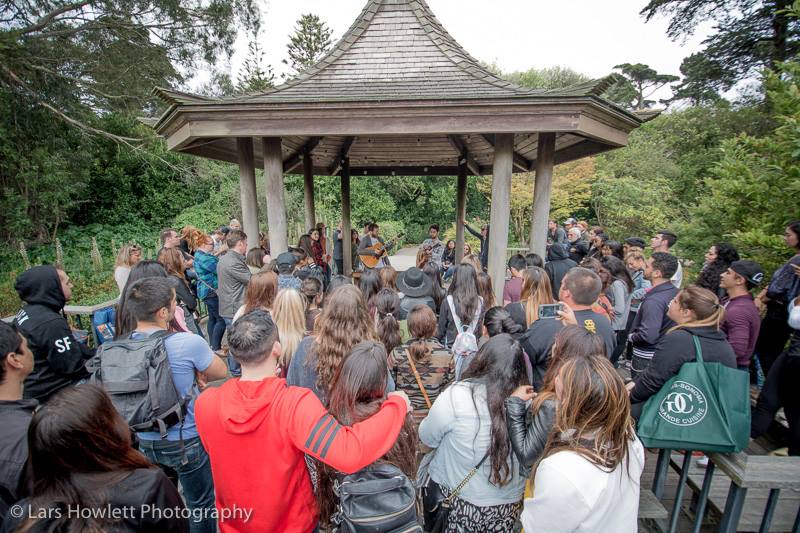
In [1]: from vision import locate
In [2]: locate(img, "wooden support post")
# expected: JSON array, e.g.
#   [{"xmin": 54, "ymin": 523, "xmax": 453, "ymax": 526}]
[
  {"xmin": 341, "ymin": 159, "xmax": 352, "ymax": 277},
  {"xmin": 529, "ymin": 132, "xmax": 556, "ymax": 259},
  {"xmin": 455, "ymin": 160, "xmax": 468, "ymax": 264},
  {"xmin": 488, "ymin": 133, "xmax": 513, "ymax": 305},
  {"xmin": 262, "ymin": 137, "xmax": 289, "ymax": 255},
  {"xmin": 236, "ymin": 137, "xmax": 259, "ymax": 250},
  {"xmin": 303, "ymin": 150, "xmax": 315, "ymax": 232}
]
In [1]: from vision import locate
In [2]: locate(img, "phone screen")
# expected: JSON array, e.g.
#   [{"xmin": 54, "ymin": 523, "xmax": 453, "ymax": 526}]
[{"xmin": 538, "ymin": 303, "xmax": 563, "ymax": 319}]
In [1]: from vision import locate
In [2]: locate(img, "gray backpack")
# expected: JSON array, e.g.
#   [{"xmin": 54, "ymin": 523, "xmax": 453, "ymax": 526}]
[{"xmin": 89, "ymin": 330, "xmax": 189, "ymax": 438}]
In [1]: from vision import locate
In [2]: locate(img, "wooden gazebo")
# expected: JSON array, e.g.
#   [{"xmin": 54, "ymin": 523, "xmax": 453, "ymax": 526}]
[{"xmin": 151, "ymin": 0, "xmax": 643, "ymax": 300}]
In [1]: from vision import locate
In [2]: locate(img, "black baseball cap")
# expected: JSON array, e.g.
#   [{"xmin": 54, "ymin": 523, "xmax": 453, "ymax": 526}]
[
  {"xmin": 729, "ymin": 260, "xmax": 764, "ymax": 286},
  {"xmin": 625, "ymin": 237, "xmax": 646, "ymax": 249}
]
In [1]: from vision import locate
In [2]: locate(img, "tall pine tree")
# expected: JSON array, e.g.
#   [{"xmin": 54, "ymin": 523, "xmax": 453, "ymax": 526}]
[
  {"xmin": 237, "ymin": 35, "xmax": 275, "ymax": 93},
  {"xmin": 284, "ymin": 14, "xmax": 333, "ymax": 76}
]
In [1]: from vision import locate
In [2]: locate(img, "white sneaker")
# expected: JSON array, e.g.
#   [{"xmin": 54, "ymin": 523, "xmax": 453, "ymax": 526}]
[{"xmin": 696, "ymin": 455, "xmax": 709, "ymax": 468}]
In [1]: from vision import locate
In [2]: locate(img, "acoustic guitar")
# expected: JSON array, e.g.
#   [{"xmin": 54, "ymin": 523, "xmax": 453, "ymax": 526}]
[{"xmin": 359, "ymin": 233, "xmax": 404, "ymax": 269}]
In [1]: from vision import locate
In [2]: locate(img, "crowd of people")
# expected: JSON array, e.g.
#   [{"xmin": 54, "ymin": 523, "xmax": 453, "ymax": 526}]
[{"xmin": 0, "ymin": 215, "xmax": 798, "ymax": 532}]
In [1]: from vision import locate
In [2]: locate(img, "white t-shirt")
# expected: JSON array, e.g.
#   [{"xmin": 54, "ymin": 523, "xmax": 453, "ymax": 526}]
[
  {"xmin": 670, "ymin": 260, "xmax": 683, "ymax": 289},
  {"xmin": 521, "ymin": 437, "xmax": 645, "ymax": 533},
  {"xmin": 114, "ymin": 266, "xmax": 131, "ymax": 294}
]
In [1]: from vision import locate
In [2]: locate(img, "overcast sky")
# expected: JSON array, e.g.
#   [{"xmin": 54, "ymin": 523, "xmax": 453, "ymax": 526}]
[{"xmin": 204, "ymin": 0, "xmax": 712, "ymax": 100}]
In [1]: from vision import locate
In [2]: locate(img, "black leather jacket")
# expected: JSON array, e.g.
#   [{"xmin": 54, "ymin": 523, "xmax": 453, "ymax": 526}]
[{"xmin": 505, "ymin": 396, "xmax": 557, "ymax": 473}]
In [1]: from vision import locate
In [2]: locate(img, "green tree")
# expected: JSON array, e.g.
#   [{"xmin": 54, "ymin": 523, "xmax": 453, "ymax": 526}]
[
  {"xmin": 606, "ymin": 63, "xmax": 679, "ymax": 109},
  {"xmin": 668, "ymin": 53, "xmax": 731, "ymax": 105},
  {"xmin": 237, "ymin": 35, "xmax": 275, "ymax": 93},
  {"xmin": 679, "ymin": 59, "xmax": 800, "ymax": 276},
  {"xmin": 641, "ymin": 0, "xmax": 800, "ymax": 96},
  {"xmin": 284, "ymin": 13, "xmax": 333, "ymax": 76},
  {"xmin": 506, "ymin": 66, "xmax": 591, "ymax": 90}
]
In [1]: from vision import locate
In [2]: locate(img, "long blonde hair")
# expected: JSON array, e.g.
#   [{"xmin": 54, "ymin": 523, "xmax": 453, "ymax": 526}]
[
  {"xmin": 521, "ymin": 267, "xmax": 555, "ymax": 325},
  {"xmin": 272, "ymin": 289, "xmax": 306, "ymax": 369},
  {"xmin": 537, "ymin": 355, "xmax": 634, "ymax": 475},
  {"xmin": 114, "ymin": 244, "xmax": 141, "ymax": 268},
  {"xmin": 669, "ymin": 286, "xmax": 725, "ymax": 333},
  {"xmin": 311, "ymin": 285, "xmax": 376, "ymax": 399}
]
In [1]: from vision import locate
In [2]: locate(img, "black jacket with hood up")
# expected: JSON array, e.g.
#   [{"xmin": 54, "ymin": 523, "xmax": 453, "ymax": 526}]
[
  {"xmin": 13, "ymin": 265, "xmax": 94, "ymax": 402},
  {"xmin": 544, "ymin": 245, "xmax": 577, "ymax": 299},
  {"xmin": 630, "ymin": 325, "xmax": 736, "ymax": 417}
]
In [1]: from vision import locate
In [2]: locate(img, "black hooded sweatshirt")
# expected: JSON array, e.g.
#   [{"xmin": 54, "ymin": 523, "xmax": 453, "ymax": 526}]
[
  {"xmin": 544, "ymin": 245, "xmax": 577, "ymax": 299},
  {"xmin": 13, "ymin": 265, "xmax": 94, "ymax": 402}
]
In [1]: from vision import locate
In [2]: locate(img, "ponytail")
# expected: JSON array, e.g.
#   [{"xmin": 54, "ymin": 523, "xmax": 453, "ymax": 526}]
[
  {"xmin": 669, "ymin": 286, "xmax": 725, "ymax": 333},
  {"xmin": 408, "ymin": 337, "xmax": 432, "ymax": 364},
  {"xmin": 377, "ymin": 311, "xmax": 401, "ymax": 355}
]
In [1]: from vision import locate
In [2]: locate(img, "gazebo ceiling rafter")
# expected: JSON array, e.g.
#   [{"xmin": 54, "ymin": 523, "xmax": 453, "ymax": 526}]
[
  {"xmin": 446, "ymin": 135, "xmax": 482, "ymax": 177},
  {"xmin": 330, "ymin": 136, "xmax": 356, "ymax": 176},
  {"xmin": 283, "ymin": 136, "xmax": 323, "ymax": 173}
]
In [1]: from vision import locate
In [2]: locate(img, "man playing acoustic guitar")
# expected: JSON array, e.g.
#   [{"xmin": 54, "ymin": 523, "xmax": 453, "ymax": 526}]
[{"xmin": 358, "ymin": 223, "xmax": 397, "ymax": 270}]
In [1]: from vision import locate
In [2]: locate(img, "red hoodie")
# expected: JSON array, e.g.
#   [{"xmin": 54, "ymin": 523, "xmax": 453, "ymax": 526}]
[{"xmin": 195, "ymin": 377, "xmax": 407, "ymax": 533}]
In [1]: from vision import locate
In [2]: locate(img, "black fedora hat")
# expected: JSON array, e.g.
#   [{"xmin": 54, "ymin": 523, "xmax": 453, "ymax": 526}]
[{"xmin": 397, "ymin": 267, "xmax": 433, "ymax": 298}]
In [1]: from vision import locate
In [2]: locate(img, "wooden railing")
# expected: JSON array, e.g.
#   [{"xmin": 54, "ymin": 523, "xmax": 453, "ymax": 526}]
[{"xmin": 650, "ymin": 448, "xmax": 800, "ymax": 532}]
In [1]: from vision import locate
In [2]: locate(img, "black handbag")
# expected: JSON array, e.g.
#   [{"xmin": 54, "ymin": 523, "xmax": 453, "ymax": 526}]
[{"xmin": 421, "ymin": 451, "xmax": 489, "ymax": 533}]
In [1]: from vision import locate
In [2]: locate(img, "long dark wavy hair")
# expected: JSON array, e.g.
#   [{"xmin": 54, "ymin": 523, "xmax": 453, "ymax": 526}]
[
  {"xmin": 447, "ymin": 263, "xmax": 481, "ymax": 323},
  {"xmin": 601, "ymin": 255, "xmax": 635, "ymax": 293},
  {"xmin": 315, "ymin": 341, "xmax": 417, "ymax": 527},
  {"xmin": 115, "ymin": 260, "xmax": 181, "ymax": 338},
  {"xmin": 695, "ymin": 242, "xmax": 739, "ymax": 295},
  {"xmin": 461, "ymin": 333, "xmax": 528, "ymax": 486},
  {"xmin": 358, "ymin": 269, "xmax": 382, "ymax": 310},
  {"xmin": 422, "ymin": 262, "xmax": 445, "ymax": 310},
  {"xmin": 21, "ymin": 385, "xmax": 155, "ymax": 532}
]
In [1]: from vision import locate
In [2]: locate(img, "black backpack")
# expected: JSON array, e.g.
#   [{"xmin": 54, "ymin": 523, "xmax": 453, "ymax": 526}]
[
  {"xmin": 332, "ymin": 463, "xmax": 422, "ymax": 533},
  {"xmin": 89, "ymin": 330, "xmax": 190, "ymax": 438}
]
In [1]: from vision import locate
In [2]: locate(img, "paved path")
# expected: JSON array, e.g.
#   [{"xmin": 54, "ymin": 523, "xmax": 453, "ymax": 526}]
[{"xmin": 387, "ymin": 246, "xmax": 418, "ymax": 272}]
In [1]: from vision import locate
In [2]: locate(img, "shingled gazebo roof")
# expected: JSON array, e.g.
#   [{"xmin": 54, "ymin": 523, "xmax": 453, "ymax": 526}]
[{"xmin": 151, "ymin": 0, "xmax": 642, "ymax": 176}]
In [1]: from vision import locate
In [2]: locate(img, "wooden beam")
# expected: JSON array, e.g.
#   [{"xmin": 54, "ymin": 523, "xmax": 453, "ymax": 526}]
[
  {"xmin": 341, "ymin": 159, "xmax": 352, "ymax": 276},
  {"xmin": 529, "ymin": 133, "xmax": 556, "ymax": 259},
  {"xmin": 329, "ymin": 136, "xmax": 356, "ymax": 175},
  {"xmin": 237, "ymin": 138, "xmax": 260, "ymax": 251},
  {"xmin": 455, "ymin": 162, "xmax": 468, "ymax": 264},
  {"xmin": 480, "ymin": 134, "xmax": 532, "ymax": 172},
  {"xmin": 262, "ymin": 137, "xmax": 289, "ymax": 255},
  {"xmin": 303, "ymin": 151, "xmax": 315, "ymax": 231},
  {"xmin": 488, "ymin": 134, "xmax": 514, "ymax": 305},
  {"xmin": 283, "ymin": 136, "xmax": 322, "ymax": 174},
  {"xmin": 447, "ymin": 135, "xmax": 482, "ymax": 176},
  {"xmin": 346, "ymin": 165, "xmax": 489, "ymax": 176}
]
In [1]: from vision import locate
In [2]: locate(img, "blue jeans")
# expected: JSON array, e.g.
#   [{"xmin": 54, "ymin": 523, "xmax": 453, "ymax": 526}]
[
  {"xmin": 223, "ymin": 317, "xmax": 241, "ymax": 377},
  {"xmin": 139, "ymin": 436, "xmax": 216, "ymax": 533},
  {"xmin": 203, "ymin": 294, "xmax": 225, "ymax": 351},
  {"xmin": 443, "ymin": 265, "xmax": 457, "ymax": 281}
]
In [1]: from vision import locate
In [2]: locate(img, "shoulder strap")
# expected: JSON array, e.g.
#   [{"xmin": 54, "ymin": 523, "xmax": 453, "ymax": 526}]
[
  {"xmin": 405, "ymin": 346, "xmax": 432, "ymax": 409},
  {"xmin": 692, "ymin": 335, "xmax": 704, "ymax": 364},
  {"xmin": 467, "ymin": 299, "xmax": 482, "ymax": 332},
  {"xmin": 444, "ymin": 450, "xmax": 490, "ymax": 503},
  {"xmin": 447, "ymin": 295, "xmax": 464, "ymax": 331}
]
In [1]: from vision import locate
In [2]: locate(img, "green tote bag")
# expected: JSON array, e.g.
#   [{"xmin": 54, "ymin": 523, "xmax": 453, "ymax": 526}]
[{"xmin": 637, "ymin": 335, "xmax": 751, "ymax": 453}]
